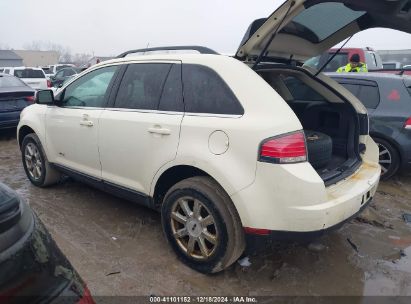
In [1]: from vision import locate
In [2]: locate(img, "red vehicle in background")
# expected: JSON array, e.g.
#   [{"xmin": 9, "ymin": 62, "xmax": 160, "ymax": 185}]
[{"xmin": 305, "ymin": 47, "xmax": 411, "ymax": 76}]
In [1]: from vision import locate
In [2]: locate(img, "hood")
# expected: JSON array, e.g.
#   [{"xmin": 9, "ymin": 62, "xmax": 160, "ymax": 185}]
[{"xmin": 236, "ymin": 0, "xmax": 411, "ymax": 63}]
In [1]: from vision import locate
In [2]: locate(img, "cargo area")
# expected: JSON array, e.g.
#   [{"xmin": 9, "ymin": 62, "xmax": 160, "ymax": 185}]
[{"xmin": 258, "ymin": 67, "xmax": 362, "ymax": 185}]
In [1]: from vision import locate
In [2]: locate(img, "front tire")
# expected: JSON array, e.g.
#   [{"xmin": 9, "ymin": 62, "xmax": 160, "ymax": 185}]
[
  {"xmin": 161, "ymin": 176, "xmax": 245, "ymax": 273},
  {"xmin": 21, "ymin": 133, "xmax": 61, "ymax": 187}
]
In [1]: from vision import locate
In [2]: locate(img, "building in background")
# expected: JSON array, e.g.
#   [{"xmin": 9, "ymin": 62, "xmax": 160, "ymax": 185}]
[
  {"xmin": 0, "ymin": 50, "xmax": 23, "ymax": 67},
  {"xmin": 13, "ymin": 50, "xmax": 59, "ymax": 67},
  {"xmin": 378, "ymin": 49, "xmax": 411, "ymax": 68}
]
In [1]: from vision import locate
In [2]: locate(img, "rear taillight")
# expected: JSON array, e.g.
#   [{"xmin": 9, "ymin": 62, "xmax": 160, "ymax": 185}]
[
  {"xmin": 259, "ymin": 131, "xmax": 307, "ymax": 164},
  {"xmin": 25, "ymin": 96, "xmax": 35, "ymax": 103},
  {"xmin": 47, "ymin": 80, "xmax": 52, "ymax": 88},
  {"xmin": 404, "ymin": 117, "xmax": 411, "ymax": 129}
]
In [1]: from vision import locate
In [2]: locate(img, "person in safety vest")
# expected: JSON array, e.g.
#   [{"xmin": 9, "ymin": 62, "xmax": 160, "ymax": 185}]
[{"xmin": 337, "ymin": 54, "xmax": 368, "ymax": 73}]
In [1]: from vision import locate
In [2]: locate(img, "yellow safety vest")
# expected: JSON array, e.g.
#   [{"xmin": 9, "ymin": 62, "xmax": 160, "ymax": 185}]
[{"xmin": 337, "ymin": 62, "xmax": 368, "ymax": 73}]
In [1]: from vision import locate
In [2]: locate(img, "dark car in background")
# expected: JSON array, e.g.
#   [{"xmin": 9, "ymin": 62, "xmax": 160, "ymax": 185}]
[
  {"xmin": 0, "ymin": 73, "xmax": 35, "ymax": 130},
  {"xmin": 0, "ymin": 182, "xmax": 94, "ymax": 303},
  {"xmin": 50, "ymin": 67, "xmax": 79, "ymax": 88},
  {"xmin": 329, "ymin": 73, "xmax": 411, "ymax": 179}
]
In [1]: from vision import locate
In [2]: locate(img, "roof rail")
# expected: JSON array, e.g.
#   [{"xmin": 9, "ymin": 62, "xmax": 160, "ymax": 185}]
[{"xmin": 116, "ymin": 46, "xmax": 219, "ymax": 58}]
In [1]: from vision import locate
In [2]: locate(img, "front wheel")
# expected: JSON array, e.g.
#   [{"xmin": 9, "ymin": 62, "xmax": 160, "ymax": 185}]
[
  {"xmin": 21, "ymin": 133, "xmax": 61, "ymax": 187},
  {"xmin": 161, "ymin": 176, "xmax": 245, "ymax": 273}
]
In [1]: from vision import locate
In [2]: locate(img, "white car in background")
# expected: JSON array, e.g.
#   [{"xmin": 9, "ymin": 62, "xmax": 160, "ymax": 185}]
[{"xmin": 2, "ymin": 67, "xmax": 51, "ymax": 90}]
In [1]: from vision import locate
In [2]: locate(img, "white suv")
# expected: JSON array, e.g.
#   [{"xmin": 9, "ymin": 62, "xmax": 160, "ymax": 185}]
[{"xmin": 18, "ymin": 0, "xmax": 406, "ymax": 273}]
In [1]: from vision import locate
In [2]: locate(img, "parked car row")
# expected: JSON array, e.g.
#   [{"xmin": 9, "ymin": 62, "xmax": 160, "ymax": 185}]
[
  {"xmin": 0, "ymin": 73, "xmax": 35, "ymax": 130},
  {"xmin": 1, "ymin": 67, "xmax": 51, "ymax": 90}
]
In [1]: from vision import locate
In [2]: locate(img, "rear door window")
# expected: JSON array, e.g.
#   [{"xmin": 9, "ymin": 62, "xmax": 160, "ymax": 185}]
[
  {"xmin": 114, "ymin": 63, "xmax": 171, "ymax": 110},
  {"xmin": 182, "ymin": 64, "xmax": 243, "ymax": 115},
  {"xmin": 338, "ymin": 80, "xmax": 380, "ymax": 109}
]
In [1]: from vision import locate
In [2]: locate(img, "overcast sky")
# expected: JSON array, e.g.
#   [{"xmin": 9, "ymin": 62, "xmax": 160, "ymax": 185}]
[{"xmin": 1, "ymin": 0, "xmax": 411, "ymax": 56}]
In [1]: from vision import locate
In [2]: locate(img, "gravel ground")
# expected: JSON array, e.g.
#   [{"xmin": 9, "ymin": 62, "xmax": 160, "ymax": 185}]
[{"xmin": 1, "ymin": 129, "xmax": 411, "ymax": 297}]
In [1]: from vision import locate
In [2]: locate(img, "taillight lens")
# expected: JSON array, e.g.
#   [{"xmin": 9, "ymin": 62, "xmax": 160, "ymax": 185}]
[
  {"xmin": 25, "ymin": 96, "xmax": 35, "ymax": 103},
  {"xmin": 259, "ymin": 131, "xmax": 307, "ymax": 164},
  {"xmin": 404, "ymin": 117, "xmax": 411, "ymax": 129},
  {"xmin": 47, "ymin": 80, "xmax": 52, "ymax": 88}
]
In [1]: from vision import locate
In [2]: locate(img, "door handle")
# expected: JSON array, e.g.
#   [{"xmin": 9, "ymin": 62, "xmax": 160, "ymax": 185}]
[
  {"xmin": 80, "ymin": 113, "xmax": 94, "ymax": 127},
  {"xmin": 80, "ymin": 120, "xmax": 94, "ymax": 127},
  {"xmin": 148, "ymin": 126, "xmax": 171, "ymax": 135}
]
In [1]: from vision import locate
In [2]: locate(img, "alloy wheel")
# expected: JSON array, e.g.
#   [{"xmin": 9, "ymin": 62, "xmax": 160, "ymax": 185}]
[
  {"xmin": 378, "ymin": 143, "xmax": 392, "ymax": 176},
  {"xmin": 170, "ymin": 196, "xmax": 218, "ymax": 260},
  {"xmin": 24, "ymin": 143, "xmax": 43, "ymax": 180}
]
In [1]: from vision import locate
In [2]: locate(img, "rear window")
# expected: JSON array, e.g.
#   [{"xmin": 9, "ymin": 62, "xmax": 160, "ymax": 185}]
[
  {"xmin": 281, "ymin": 2, "xmax": 366, "ymax": 43},
  {"xmin": 14, "ymin": 69, "xmax": 45, "ymax": 79},
  {"xmin": 0, "ymin": 75, "xmax": 26, "ymax": 87}
]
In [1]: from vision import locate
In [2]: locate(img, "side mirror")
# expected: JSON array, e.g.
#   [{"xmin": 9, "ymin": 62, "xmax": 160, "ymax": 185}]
[{"xmin": 36, "ymin": 90, "xmax": 55, "ymax": 105}]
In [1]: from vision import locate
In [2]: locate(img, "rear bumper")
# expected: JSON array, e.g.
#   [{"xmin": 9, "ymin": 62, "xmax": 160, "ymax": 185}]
[
  {"xmin": 0, "ymin": 112, "xmax": 21, "ymax": 129},
  {"xmin": 231, "ymin": 159, "xmax": 380, "ymax": 233},
  {"xmin": 244, "ymin": 197, "xmax": 372, "ymax": 253}
]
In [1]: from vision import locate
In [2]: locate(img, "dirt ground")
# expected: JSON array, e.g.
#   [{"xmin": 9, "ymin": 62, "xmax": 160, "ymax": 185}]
[{"xmin": 1, "ymin": 129, "xmax": 411, "ymax": 297}]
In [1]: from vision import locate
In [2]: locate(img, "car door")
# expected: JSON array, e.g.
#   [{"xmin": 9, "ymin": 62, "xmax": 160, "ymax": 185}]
[
  {"xmin": 99, "ymin": 61, "xmax": 184, "ymax": 194},
  {"xmin": 45, "ymin": 65, "xmax": 119, "ymax": 178}
]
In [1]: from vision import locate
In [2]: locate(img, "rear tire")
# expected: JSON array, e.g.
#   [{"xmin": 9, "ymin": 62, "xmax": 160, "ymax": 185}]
[
  {"xmin": 21, "ymin": 133, "xmax": 61, "ymax": 187},
  {"xmin": 161, "ymin": 176, "xmax": 245, "ymax": 273},
  {"xmin": 373, "ymin": 137, "xmax": 400, "ymax": 180}
]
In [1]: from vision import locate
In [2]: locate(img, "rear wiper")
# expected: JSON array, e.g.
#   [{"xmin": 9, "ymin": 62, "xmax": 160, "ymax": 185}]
[
  {"xmin": 252, "ymin": 1, "xmax": 296, "ymax": 70},
  {"xmin": 315, "ymin": 35, "xmax": 354, "ymax": 76}
]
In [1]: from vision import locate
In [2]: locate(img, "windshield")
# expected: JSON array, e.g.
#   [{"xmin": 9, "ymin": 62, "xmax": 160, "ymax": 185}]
[{"xmin": 14, "ymin": 69, "xmax": 45, "ymax": 79}]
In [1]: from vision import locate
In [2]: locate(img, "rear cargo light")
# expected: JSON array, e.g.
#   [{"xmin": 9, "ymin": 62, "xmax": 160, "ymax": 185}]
[
  {"xmin": 404, "ymin": 117, "xmax": 411, "ymax": 129},
  {"xmin": 25, "ymin": 96, "xmax": 35, "ymax": 103},
  {"xmin": 259, "ymin": 131, "xmax": 307, "ymax": 164},
  {"xmin": 47, "ymin": 80, "xmax": 52, "ymax": 88},
  {"xmin": 244, "ymin": 227, "xmax": 270, "ymax": 236}
]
